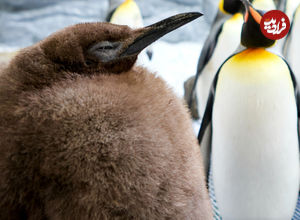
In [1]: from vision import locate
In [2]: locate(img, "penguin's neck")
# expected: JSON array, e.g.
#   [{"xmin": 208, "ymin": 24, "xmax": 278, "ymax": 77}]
[
  {"xmin": 230, "ymin": 13, "xmax": 243, "ymax": 22},
  {"xmin": 231, "ymin": 48, "xmax": 282, "ymax": 76}
]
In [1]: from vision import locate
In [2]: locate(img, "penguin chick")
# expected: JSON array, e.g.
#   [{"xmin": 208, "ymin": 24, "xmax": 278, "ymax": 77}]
[{"xmin": 0, "ymin": 13, "xmax": 213, "ymax": 219}]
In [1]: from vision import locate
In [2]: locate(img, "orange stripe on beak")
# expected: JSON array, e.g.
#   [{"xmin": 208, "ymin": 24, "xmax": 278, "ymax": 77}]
[
  {"xmin": 244, "ymin": 10, "xmax": 249, "ymax": 22},
  {"xmin": 250, "ymin": 6, "xmax": 262, "ymax": 24}
]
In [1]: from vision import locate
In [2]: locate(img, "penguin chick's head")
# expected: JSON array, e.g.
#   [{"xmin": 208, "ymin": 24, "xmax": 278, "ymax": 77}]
[
  {"xmin": 41, "ymin": 12, "xmax": 202, "ymax": 74},
  {"xmin": 240, "ymin": 0, "xmax": 275, "ymax": 47},
  {"xmin": 219, "ymin": 0, "xmax": 253, "ymax": 14}
]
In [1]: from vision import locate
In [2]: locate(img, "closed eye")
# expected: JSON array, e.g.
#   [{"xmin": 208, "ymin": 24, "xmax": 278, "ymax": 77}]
[
  {"xmin": 97, "ymin": 45, "xmax": 114, "ymax": 50},
  {"xmin": 92, "ymin": 41, "xmax": 120, "ymax": 51},
  {"xmin": 87, "ymin": 41, "xmax": 122, "ymax": 63}
]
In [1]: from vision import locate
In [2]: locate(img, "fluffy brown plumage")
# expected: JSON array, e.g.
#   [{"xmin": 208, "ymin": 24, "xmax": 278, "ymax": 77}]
[{"xmin": 0, "ymin": 17, "xmax": 212, "ymax": 219}]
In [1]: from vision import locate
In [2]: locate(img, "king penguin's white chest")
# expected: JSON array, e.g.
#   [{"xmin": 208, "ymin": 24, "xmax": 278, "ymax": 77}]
[
  {"xmin": 196, "ymin": 13, "xmax": 243, "ymax": 118},
  {"xmin": 212, "ymin": 48, "xmax": 300, "ymax": 219}
]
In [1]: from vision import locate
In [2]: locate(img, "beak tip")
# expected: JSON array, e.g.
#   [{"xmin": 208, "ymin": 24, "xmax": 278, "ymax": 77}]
[
  {"xmin": 120, "ymin": 12, "xmax": 203, "ymax": 58},
  {"xmin": 187, "ymin": 12, "xmax": 203, "ymax": 20}
]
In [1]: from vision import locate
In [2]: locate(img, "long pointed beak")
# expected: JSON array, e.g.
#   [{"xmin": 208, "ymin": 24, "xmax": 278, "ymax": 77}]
[{"xmin": 120, "ymin": 12, "xmax": 202, "ymax": 57}]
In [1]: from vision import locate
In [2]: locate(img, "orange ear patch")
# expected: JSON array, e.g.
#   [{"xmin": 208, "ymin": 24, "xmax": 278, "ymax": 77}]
[
  {"xmin": 244, "ymin": 10, "xmax": 249, "ymax": 22},
  {"xmin": 250, "ymin": 7, "xmax": 262, "ymax": 24}
]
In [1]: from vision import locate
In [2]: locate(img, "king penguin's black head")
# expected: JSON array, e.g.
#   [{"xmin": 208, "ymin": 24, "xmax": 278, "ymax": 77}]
[
  {"xmin": 41, "ymin": 12, "xmax": 202, "ymax": 74},
  {"xmin": 240, "ymin": 0, "xmax": 275, "ymax": 48},
  {"xmin": 219, "ymin": 0, "xmax": 253, "ymax": 15}
]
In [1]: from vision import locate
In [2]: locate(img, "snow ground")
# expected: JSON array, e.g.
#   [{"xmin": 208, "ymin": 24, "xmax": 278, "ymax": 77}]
[
  {"xmin": 142, "ymin": 41, "xmax": 202, "ymax": 97},
  {"xmin": 140, "ymin": 41, "xmax": 203, "ymax": 134}
]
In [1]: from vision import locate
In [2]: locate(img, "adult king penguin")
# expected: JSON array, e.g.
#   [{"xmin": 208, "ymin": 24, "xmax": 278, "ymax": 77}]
[
  {"xmin": 198, "ymin": 0, "xmax": 299, "ymax": 219},
  {"xmin": 187, "ymin": 0, "xmax": 275, "ymax": 120},
  {"xmin": 106, "ymin": 0, "xmax": 153, "ymax": 61},
  {"xmin": 0, "ymin": 13, "xmax": 213, "ymax": 219}
]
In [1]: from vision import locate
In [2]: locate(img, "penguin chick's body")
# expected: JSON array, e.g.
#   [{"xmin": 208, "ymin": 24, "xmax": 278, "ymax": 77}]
[
  {"xmin": 284, "ymin": 4, "xmax": 300, "ymax": 82},
  {"xmin": 0, "ymin": 14, "xmax": 212, "ymax": 219},
  {"xmin": 199, "ymin": 1, "xmax": 299, "ymax": 219}
]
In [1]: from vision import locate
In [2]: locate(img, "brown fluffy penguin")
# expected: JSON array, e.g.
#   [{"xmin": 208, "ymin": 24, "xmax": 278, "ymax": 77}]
[{"xmin": 0, "ymin": 13, "xmax": 213, "ymax": 219}]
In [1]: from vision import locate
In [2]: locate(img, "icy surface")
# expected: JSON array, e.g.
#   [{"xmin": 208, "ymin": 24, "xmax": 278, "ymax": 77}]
[
  {"xmin": 141, "ymin": 41, "xmax": 202, "ymax": 134},
  {"xmin": 0, "ymin": 0, "xmax": 218, "ymax": 48}
]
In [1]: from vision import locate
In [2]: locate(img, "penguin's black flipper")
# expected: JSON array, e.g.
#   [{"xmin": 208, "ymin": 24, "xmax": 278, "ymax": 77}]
[
  {"xmin": 198, "ymin": 92, "xmax": 213, "ymax": 181},
  {"xmin": 279, "ymin": 57, "xmax": 300, "ymax": 117},
  {"xmin": 283, "ymin": 59, "xmax": 300, "ymax": 118},
  {"xmin": 106, "ymin": 7, "xmax": 117, "ymax": 22},
  {"xmin": 197, "ymin": 52, "xmax": 236, "ymax": 180},
  {"xmin": 197, "ymin": 71, "xmax": 219, "ymax": 180},
  {"xmin": 188, "ymin": 10, "xmax": 228, "ymax": 108}
]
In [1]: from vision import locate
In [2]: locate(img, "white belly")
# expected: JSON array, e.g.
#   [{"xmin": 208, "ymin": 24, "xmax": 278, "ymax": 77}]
[
  {"xmin": 196, "ymin": 14, "xmax": 243, "ymax": 118},
  {"xmin": 212, "ymin": 49, "xmax": 300, "ymax": 219}
]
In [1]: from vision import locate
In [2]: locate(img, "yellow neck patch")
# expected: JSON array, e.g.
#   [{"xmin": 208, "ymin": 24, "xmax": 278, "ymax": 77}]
[
  {"xmin": 228, "ymin": 13, "xmax": 243, "ymax": 22},
  {"xmin": 219, "ymin": 48, "xmax": 291, "ymax": 84},
  {"xmin": 232, "ymin": 48, "xmax": 277, "ymax": 62},
  {"xmin": 110, "ymin": 0, "xmax": 143, "ymax": 28},
  {"xmin": 114, "ymin": 0, "xmax": 136, "ymax": 14},
  {"xmin": 122, "ymin": 0, "xmax": 133, "ymax": 7}
]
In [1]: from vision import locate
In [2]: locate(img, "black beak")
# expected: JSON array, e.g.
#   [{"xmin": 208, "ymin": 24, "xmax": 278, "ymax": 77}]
[{"xmin": 120, "ymin": 12, "xmax": 202, "ymax": 57}]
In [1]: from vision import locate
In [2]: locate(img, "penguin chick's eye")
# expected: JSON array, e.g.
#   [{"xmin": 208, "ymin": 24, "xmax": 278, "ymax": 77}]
[
  {"xmin": 87, "ymin": 41, "xmax": 122, "ymax": 63},
  {"xmin": 97, "ymin": 45, "xmax": 114, "ymax": 50}
]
